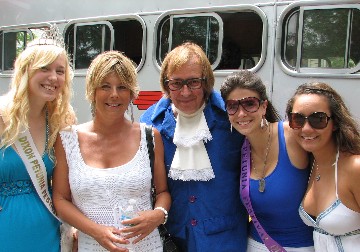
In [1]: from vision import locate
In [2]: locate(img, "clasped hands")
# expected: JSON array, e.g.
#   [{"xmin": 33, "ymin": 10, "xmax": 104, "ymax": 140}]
[{"xmin": 94, "ymin": 209, "xmax": 165, "ymax": 252}]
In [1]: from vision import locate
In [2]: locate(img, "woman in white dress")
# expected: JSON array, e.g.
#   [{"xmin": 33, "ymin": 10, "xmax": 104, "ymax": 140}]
[
  {"xmin": 286, "ymin": 82, "xmax": 360, "ymax": 251},
  {"xmin": 53, "ymin": 51, "xmax": 171, "ymax": 252}
]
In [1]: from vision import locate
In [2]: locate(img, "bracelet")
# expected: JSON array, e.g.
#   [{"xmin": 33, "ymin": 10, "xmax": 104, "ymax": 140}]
[{"xmin": 154, "ymin": 206, "xmax": 168, "ymax": 225}]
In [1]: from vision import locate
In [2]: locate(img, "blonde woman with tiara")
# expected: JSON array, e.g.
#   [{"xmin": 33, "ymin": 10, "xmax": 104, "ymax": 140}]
[{"xmin": 0, "ymin": 26, "xmax": 76, "ymax": 251}]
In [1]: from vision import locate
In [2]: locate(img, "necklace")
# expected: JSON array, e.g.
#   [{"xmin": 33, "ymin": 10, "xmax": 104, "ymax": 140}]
[
  {"xmin": 252, "ymin": 124, "xmax": 272, "ymax": 192},
  {"xmin": 45, "ymin": 108, "xmax": 49, "ymax": 151},
  {"xmin": 311, "ymin": 153, "xmax": 338, "ymax": 182},
  {"xmin": 311, "ymin": 160, "xmax": 321, "ymax": 181}
]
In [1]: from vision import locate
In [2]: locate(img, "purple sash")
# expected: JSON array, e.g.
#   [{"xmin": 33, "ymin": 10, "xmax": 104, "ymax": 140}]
[{"xmin": 240, "ymin": 138, "xmax": 287, "ymax": 252}]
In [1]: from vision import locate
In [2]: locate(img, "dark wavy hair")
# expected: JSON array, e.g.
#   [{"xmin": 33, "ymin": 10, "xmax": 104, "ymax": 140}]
[
  {"xmin": 220, "ymin": 70, "xmax": 281, "ymax": 123},
  {"xmin": 286, "ymin": 82, "xmax": 360, "ymax": 154}
]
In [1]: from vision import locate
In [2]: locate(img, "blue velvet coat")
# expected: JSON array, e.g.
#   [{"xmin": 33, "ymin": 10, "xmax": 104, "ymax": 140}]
[{"xmin": 140, "ymin": 91, "xmax": 248, "ymax": 252}]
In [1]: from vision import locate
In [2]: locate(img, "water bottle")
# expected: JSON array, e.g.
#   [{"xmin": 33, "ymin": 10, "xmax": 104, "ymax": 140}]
[
  {"xmin": 114, "ymin": 199, "xmax": 139, "ymax": 251},
  {"xmin": 120, "ymin": 199, "xmax": 138, "ymax": 225}
]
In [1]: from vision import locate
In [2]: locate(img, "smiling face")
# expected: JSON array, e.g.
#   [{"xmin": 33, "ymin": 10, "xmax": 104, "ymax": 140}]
[
  {"xmin": 291, "ymin": 93, "xmax": 335, "ymax": 153},
  {"xmin": 94, "ymin": 72, "xmax": 131, "ymax": 118},
  {"xmin": 167, "ymin": 57, "xmax": 205, "ymax": 114},
  {"xmin": 28, "ymin": 54, "xmax": 66, "ymax": 102},
  {"xmin": 226, "ymin": 87, "xmax": 267, "ymax": 136}
]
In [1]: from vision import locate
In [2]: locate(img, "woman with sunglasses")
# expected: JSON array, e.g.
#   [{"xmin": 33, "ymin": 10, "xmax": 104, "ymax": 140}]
[
  {"xmin": 286, "ymin": 82, "xmax": 360, "ymax": 251},
  {"xmin": 220, "ymin": 70, "xmax": 314, "ymax": 252}
]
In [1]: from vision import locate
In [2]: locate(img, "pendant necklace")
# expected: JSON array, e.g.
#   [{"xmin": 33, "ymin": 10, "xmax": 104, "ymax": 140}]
[
  {"xmin": 252, "ymin": 124, "xmax": 272, "ymax": 192},
  {"xmin": 312, "ymin": 160, "xmax": 321, "ymax": 181},
  {"xmin": 311, "ymin": 154, "xmax": 337, "ymax": 182}
]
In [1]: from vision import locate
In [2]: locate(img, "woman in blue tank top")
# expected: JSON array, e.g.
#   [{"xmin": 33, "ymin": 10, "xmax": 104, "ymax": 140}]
[{"xmin": 220, "ymin": 70, "xmax": 314, "ymax": 251}]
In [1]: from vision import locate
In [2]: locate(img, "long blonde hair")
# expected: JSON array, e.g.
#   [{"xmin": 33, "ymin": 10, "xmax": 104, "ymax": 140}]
[{"xmin": 1, "ymin": 40, "xmax": 77, "ymax": 151}]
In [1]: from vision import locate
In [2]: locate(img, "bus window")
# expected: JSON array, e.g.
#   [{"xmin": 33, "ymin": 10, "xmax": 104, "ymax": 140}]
[
  {"xmin": 1, "ymin": 31, "xmax": 25, "ymax": 71},
  {"xmin": 4, "ymin": 32, "xmax": 26, "ymax": 71},
  {"xmin": 66, "ymin": 23, "xmax": 112, "ymax": 70},
  {"xmin": 156, "ymin": 10, "xmax": 263, "ymax": 71},
  {"xmin": 283, "ymin": 6, "xmax": 360, "ymax": 73},
  {"xmin": 157, "ymin": 13, "xmax": 222, "ymax": 67},
  {"xmin": 0, "ymin": 33, "xmax": 2, "ymax": 71},
  {"xmin": 65, "ymin": 18, "xmax": 144, "ymax": 70},
  {"xmin": 112, "ymin": 20, "xmax": 143, "ymax": 66},
  {"xmin": 0, "ymin": 27, "xmax": 48, "ymax": 72}
]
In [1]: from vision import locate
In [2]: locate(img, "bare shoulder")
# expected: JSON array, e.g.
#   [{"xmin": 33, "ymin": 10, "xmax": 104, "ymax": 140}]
[
  {"xmin": 346, "ymin": 154, "xmax": 360, "ymax": 177},
  {"xmin": 148, "ymin": 126, "xmax": 164, "ymax": 152},
  {"xmin": 75, "ymin": 121, "xmax": 93, "ymax": 133},
  {"xmin": 152, "ymin": 126, "xmax": 160, "ymax": 136},
  {"xmin": 343, "ymin": 154, "xmax": 360, "ymax": 209},
  {"xmin": 282, "ymin": 121, "xmax": 292, "ymax": 137},
  {"xmin": 283, "ymin": 121, "xmax": 309, "ymax": 169},
  {"xmin": 283, "ymin": 120, "xmax": 301, "ymax": 150},
  {"xmin": 342, "ymin": 153, "xmax": 360, "ymax": 190},
  {"xmin": 60, "ymin": 124, "xmax": 76, "ymax": 132}
]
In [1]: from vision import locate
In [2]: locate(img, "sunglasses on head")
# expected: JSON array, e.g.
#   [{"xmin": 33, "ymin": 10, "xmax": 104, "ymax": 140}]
[
  {"xmin": 288, "ymin": 112, "xmax": 331, "ymax": 129},
  {"xmin": 225, "ymin": 97, "xmax": 262, "ymax": 115}
]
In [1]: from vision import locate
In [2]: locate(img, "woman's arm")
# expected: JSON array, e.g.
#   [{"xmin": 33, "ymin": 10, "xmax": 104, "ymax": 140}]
[
  {"xmin": 153, "ymin": 127, "xmax": 171, "ymax": 212},
  {"xmin": 121, "ymin": 127, "xmax": 171, "ymax": 243}
]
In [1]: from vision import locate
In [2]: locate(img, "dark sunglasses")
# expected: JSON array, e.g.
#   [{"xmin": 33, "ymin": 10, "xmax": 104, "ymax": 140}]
[
  {"xmin": 225, "ymin": 97, "xmax": 262, "ymax": 115},
  {"xmin": 288, "ymin": 112, "xmax": 331, "ymax": 129}
]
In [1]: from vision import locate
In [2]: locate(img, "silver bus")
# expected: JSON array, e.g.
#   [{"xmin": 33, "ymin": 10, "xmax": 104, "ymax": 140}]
[{"xmin": 1, "ymin": 0, "xmax": 359, "ymax": 122}]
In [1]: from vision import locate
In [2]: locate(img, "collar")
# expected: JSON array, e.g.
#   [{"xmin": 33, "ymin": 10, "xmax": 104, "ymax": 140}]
[{"xmin": 149, "ymin": 91, "xmax": 225, "ymax": 137}]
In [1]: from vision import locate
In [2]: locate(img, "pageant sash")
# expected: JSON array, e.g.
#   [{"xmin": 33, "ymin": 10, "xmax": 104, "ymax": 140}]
[
  {"xmin": 240, "ymin": 138, "xmax": 286, "ymax": 252},
  {"xmin": 14, "ymin": 129, "xmax": 60, "ymax": 222}
]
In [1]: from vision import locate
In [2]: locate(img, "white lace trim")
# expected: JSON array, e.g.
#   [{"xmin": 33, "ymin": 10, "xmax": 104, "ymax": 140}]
[
  {"xmin": 169, "ymin": 167, "xmax": 215, "ymax": 181},
  {"xmin": 174, "ymin": 128, "xmax": 212, "ymax": 147},
  {"xmin": 170, "ymin": 103, "xmax": 214, "ymax": 181}
]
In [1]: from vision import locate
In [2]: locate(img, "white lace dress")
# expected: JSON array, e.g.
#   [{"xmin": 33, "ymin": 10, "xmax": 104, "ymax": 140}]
[{"xmin": 60, "ymin": 123, "xmax": 163, "ymax": 252}]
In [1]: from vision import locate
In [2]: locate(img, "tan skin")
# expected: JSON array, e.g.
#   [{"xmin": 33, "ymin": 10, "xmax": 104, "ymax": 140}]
[
  {"xmin": 292, "ymin": 94, "xmax": 360, "ymax": 217},
  {"xmin": 53, "ymin": 73, "xmax": 170, "ymax": 252},
  {"xmin": 226, "ymin": 88, "xmax": 308, "ymax": 180}
]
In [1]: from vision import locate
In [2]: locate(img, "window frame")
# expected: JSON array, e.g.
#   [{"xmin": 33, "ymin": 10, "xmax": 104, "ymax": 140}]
[
  {"xmin": 72, "ymin": 21, "xmax": 114, "ymax": 72},
  {"xmin": 278, "ymin": 2, "xmax": 360, "ymax": 77},
  {"xmin": 159, "ymin": 12, "xmax": 224, "ymax": 69},
  {"xmin": 64, "ymin": 14, "xmax": 147, "ymax": 75},
  {"xmin": 153, "ymin": 5, "xmax": 267, "ymax": 74},
  {"xmin": 0, "ymin": 26, "xmax": 42, "ymax": 73}
]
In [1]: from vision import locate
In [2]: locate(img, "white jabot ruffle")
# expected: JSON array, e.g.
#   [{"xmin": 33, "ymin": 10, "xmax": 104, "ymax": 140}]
[{"xmin": 169, "ymin": 103, "xmax": 214, "ymax": 181}]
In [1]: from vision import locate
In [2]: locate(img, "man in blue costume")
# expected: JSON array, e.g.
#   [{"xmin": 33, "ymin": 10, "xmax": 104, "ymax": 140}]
[{"xmin": 140, "ymin": 42, "xmax": 248, "ymax": 251}]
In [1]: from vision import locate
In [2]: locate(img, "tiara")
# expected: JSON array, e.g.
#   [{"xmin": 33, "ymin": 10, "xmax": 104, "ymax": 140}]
[{"xmin": 28, "ymin": 24, "xmax": 65, "ymax": 48}]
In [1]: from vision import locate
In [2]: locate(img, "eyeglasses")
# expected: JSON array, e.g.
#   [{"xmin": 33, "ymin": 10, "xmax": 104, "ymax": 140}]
[
  {"xmin": 225, "ymin": 97, "xmax": 262, "ymax": 115},
  {"xmin": 164, "ymin": 77, "xmax": 205, "ymax": 91},
  {"xmin": 288, "ymin": 112, "xmax": 331, "ymax": 129}
]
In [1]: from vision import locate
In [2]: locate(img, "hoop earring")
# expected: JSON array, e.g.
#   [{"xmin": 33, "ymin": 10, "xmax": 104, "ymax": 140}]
[{"xmin": 260, "ymin": 116, "xmax": 269, "ymax": 129}]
